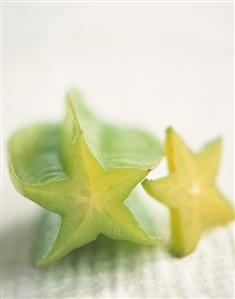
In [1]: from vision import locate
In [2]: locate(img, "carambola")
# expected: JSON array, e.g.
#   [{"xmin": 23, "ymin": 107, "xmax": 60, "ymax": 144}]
[
  {"xmin": 143, "ymin": 128, "xmax": 234, "ymax": 257},
  {"xmin": 8, "ymin": 90, "xmax": 235, "ymax": 265},
  {"xmin": 8, "ymin": 89, "xmax": 163, "ymax": 266}
]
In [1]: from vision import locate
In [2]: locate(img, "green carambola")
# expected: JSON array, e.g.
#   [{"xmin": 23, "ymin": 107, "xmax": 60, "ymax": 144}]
[{"xmin": 8, "ymin": 89, "xmax": 163, "ymax": 266}]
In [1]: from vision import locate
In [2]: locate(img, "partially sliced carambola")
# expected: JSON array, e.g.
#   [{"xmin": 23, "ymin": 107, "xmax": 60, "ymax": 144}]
[
  {"xmin": 143, "ymin": 127, "xmax": 235, "ymax": 257},
  {"xmin": 8, "ymin": 89, "xmax": 163, "ymax": 266}
]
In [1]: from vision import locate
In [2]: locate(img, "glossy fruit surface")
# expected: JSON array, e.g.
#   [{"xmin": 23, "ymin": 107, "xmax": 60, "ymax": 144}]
[{"xmin": 8, "ymin": 89, "xmax": 163, "ymax": 266}]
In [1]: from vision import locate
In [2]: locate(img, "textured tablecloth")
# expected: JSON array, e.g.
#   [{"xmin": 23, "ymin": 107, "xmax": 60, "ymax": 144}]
[{"xmin": 2, "ymin": 216, "xmax": 234, "ymax": 299}]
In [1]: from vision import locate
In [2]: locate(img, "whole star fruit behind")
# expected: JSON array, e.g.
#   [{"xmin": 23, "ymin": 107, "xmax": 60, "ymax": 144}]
[
  {"xmin": 142, "ymin": 127, "xmax": 235, "ymax": 257},
  {"xmin": 8, "ymin": 89, "xmax": 163, "ymax": 267}
]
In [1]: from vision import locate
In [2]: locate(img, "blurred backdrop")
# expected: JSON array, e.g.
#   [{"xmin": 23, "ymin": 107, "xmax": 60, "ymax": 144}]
[{"xmin": 3, "ymin": 2, "xmax": 233, "ymax": 226}]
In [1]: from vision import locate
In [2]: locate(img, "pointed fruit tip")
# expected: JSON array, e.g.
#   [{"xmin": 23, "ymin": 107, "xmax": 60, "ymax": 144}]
[
  {"xmin": 36, "ymin": 256, "xmax": 56, "ymax": 268},
  {"xmin": 166, "ymin": 126, "xmax": 174, "ymax": 135},
  {"xmin": 213, "ymin": 136, "xmax": 223, "ymax": 147}
]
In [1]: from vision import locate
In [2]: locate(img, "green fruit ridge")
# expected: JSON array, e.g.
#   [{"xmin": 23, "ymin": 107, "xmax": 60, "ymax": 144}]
[{"xmin": 8, "ymin": 89, "xmax": 163, "ymax": 266}]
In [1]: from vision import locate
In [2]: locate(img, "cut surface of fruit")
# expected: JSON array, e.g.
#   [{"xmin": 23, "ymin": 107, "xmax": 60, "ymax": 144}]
[
  {"xmin": 143, "ymin": 127, "xmax": 234, "ymax": 257},
  {"xmin": 8, "ymin": 89, "xmax": 163, "ymax": 266}
]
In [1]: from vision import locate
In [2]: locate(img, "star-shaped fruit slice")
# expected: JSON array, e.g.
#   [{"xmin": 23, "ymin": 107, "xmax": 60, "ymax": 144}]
[
  {"xmin": 142, "ymin": 127, "xmax": 234, "ymax": 257},
  {"xmin": 8, "ymin": 89, "xmax": 163, "ymax": 266}
]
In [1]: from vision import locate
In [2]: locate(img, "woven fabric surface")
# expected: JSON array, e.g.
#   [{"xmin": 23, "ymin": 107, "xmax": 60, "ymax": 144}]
[{"xmin": 2, "ymin": 217, "xmax": 234, "ymax": 299}]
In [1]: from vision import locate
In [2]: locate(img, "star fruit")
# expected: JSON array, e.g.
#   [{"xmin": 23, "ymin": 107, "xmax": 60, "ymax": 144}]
[
  {"xmin": 143, "ymin": 127, "xmax": 234, "ymax": 257},
  {"xmin": 8, "ymin": 89, "xmax": 163, "ymax": 266}
]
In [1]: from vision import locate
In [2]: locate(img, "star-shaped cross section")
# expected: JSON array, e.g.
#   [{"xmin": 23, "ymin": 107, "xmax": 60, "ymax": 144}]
[
  {"xmin": 143, "ymin": 127, "xmax": 234, "ymax": 257},
  {"xmin": 8, "ymin": 89, "xmax": 163, "ymax": 266}
]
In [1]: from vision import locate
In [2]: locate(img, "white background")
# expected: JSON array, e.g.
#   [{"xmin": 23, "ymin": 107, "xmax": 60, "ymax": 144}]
[{"xmin": 2, "ymin": 3, "xmax": 234, "ymax": 298}]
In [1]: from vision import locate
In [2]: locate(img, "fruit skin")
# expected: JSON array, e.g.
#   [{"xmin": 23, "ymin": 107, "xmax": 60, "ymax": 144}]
[
  {"xmin": 8, "ymin": 89, "xmax": 163, "ymax": 266},
  {"xmin": 143, "ymin": 127, "xmax": 235, "ymax": 257}
]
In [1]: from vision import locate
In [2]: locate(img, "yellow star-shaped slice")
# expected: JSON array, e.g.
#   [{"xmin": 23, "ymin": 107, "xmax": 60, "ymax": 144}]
[{"xmin": 143, "ymin": 127, "xmax": 234, "ymax": 257}]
